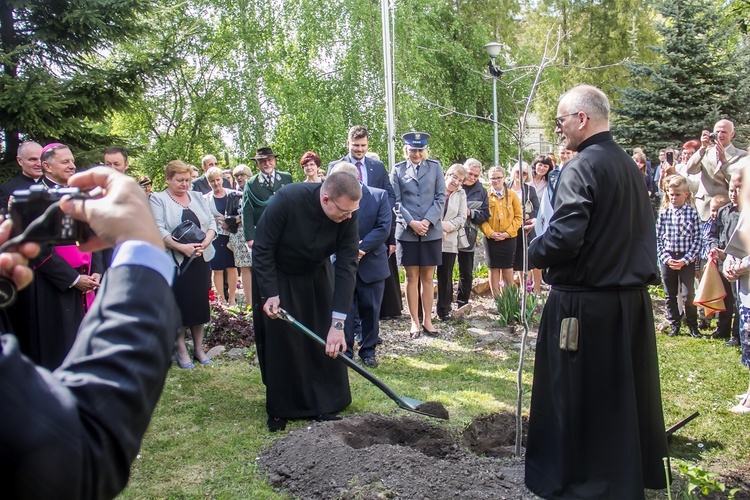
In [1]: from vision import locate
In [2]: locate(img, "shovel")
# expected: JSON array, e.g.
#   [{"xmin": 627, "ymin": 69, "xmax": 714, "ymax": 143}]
[{"xmin": 276, "ymin": 308, "xmax": 449, "ymax": 420}]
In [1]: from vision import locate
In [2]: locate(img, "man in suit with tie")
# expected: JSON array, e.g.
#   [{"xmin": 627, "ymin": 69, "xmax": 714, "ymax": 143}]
[
  {"xmin": 327, "ymin": 125, "xmax": 395, "ymax": 208},
  {"xmin": 331, "ymin": 162, "xmax": 391, "ymax": 367},
  {"xmin": 242, "ymin": 147, "xmax": 293, "ymax": 250},
  {"xmin": 191, "ymin": 154, "xmax": 232, "ymax": 194}
]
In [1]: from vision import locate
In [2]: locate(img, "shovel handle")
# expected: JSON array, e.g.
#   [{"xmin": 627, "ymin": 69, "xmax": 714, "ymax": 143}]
[{"xmin": 276, "ymin": 308, "xmax": 415, "ymax": 409}]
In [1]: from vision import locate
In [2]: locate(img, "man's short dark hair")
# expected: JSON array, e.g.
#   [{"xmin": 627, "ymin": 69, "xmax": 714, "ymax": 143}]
[
  {"xmin": 105, "ymin": 146, "xmax": 129, "ymax": 161},
  {"xmin": 323, "ymin": 171, "xmax": 362, "ymax": 201},
  {"xmin": 348, "ymin": 125, "xmax": 369, "ymax": 142}
]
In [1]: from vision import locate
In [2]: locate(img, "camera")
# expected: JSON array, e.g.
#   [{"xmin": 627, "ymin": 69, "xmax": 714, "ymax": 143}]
[
  {"xmin": 666, "ymin": 151, "xmax": 674, "ymax": 165},
  {"xmin": 709, "ymin": 132, "xmax": 718, "ymax": 143},
  {"xmin": 8, "ymin": 184, "xmax": 91, "ymax": 245}
]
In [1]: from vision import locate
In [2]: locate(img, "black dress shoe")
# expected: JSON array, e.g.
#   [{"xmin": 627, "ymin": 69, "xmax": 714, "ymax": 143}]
[
  {"xmin": 422, "ymin": 326, "xmax": 439, "ymax": 337},
  {"xmin": 726, "ymin": 337, "xmax": 741, "ymax": 347},
  {"xmin": 438, "ymin": 314, "xmax": 452, "ymax": 321},
  {"xmin": 267, "ymin": 417, "xmax": 287, "ymax": 432},
  {"xmin": 668, "ymin": 326, "xmax": 680, "ymax": 337},
  {"xmin": 361, "ymin": 356, "xmax": 378, "ymax": 368},
  {"xmin": 688, "ymin": 326, "xmax": 701, "ymax": 338},
  {"xmin": 314, "ymin": 413, "xmax": 342, "ymax": 422},
  {"xmin": 711, "ymin": 329, "xmax": 730, "ymax": 339}
]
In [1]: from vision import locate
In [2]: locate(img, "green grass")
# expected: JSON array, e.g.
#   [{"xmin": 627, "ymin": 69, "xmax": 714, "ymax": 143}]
[{"xmin": 120, "ymin": 303, "xmax": 750, "ymax": 498}]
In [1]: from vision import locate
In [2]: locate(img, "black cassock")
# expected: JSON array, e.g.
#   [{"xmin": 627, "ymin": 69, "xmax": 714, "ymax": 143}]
[
  {"xmin": 526, "ymin": 131, "xmax": 669, "ymax": 499},
  {"xmin": 252, "ymin": 183, "xmax": 359, "ymax": 418}
]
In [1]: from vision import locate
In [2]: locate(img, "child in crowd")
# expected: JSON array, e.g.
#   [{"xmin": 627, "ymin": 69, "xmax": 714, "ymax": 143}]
[
  {"xmin": 657, "ymin": 175, "xmax": 702, "ymax": 337},
  {"xmin": 708, "ymin": 174, "xmax": 743, "ymax": 345},
  {"xmin": 697, "ymin": 194, "xmax": 731, "ymax": 329}
]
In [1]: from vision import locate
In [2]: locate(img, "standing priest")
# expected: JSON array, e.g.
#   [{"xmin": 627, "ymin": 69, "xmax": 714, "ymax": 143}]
[
  {"xmin": 525, "ymin": 85, "xmax": 669, "ymax": 499},
  {"xmin": 252, "ymin": 170, "xmax": 361, "ymax": 432}
]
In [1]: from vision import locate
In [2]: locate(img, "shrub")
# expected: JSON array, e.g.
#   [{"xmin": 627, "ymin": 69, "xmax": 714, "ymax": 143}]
[
  {"xmin": 495, "ymin": 284, "xmax": 539, "ymax": 326},
  {"xmin": 204, "ymin": 300, "xmax": 255, "ymax": 349}
]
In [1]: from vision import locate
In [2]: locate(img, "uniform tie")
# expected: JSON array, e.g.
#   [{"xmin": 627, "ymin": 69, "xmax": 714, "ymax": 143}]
[{"xmin": 355, "ymin": 161, "xmax": 363, "ymax": 182}]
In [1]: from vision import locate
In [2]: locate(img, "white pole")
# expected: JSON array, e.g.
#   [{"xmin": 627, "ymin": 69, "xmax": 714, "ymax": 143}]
[
  {"xmin": 381, "ymin": 0, "xmax": 396, "ymax": 170},
  {"xmin": 492, "ymin": 73, "xmax": 499, "ymax": 167}
]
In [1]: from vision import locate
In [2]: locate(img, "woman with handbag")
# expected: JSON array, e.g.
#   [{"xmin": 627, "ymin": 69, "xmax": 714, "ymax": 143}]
[
  {"xmin": 436, "ymin": 164, "xmax": 467, "ymax": 321},
  {"xmin": 231, "ymin": 164, "xmax": 254, "ymax": 305},
  {"xmin": 151, "ymin": 160, "xmax": 218, "ymax": 369},
  {"xmin": 204, "ymin": 166, "xmax": 241, "ymax": 306}
]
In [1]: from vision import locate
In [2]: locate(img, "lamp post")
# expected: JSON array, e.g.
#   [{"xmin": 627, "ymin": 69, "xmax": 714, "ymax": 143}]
[{"xmin": 484, "ymin": 42, "xmax": 503, "ymax": 168}]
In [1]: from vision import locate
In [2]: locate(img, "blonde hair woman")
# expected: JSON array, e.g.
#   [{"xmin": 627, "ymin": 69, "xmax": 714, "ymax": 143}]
[
  {"xmin": 150, "ymin": 160, "xmax": 218, "ymax": 368},
  {"xmin": 204, "ymin": 167, "xmax": 241, "ymax": 306},
  {"xmin": 390, "ymin": 132, "xmax": 446, "ymax": 338},
  {"xmin": 480, "ymin": 166, "xmax": 522, "ymax": 297}
]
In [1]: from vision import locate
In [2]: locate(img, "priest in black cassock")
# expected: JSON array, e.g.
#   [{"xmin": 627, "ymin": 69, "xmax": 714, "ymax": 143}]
[
  {"xmin": 7, "ymin": 143, "xmax": 102, "ymax": 370},
  {"xmin": 0, "ymin": 141, "xmax": 42, "ymax": 211},
  {"xmin": 252, "ymin": 171, "xmax": 361, "ymax": 432},
  {"xmin": 525, "ymin": 85, "xmax": 669, "ymax": 499}
]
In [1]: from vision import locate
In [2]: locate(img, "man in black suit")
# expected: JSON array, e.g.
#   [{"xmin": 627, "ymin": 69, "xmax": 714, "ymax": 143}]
[
  {"xmin": 0, "ymin": 140, "xmax": 42, "ymax": 211},
  {"xmin": 0, "ymin": 167, "xmax": 180, "ymax": 499},
  {"xmin": 332, "ymin": 163, "xmax": 391, "ymax": 367},
  {"xmin": 327, "ymin": 125, "xmax": 395, "ymax": 208},
  {"xmin": 191, "ymin": 154, "xmax": 231, "ymax": 194}
]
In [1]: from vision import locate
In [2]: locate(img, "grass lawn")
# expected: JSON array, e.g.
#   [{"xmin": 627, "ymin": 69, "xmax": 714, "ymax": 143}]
[{"xmin": 120, "ymin": 299, "xmax": 750, "ymax": 499}]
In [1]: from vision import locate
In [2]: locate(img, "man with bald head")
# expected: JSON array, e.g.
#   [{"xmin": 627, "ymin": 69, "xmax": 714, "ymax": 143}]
[
  {"xmin": 191, "ymin": 154, "xmax": 231, "ymax": 194},
  {"xmin": 684, "ymin": 119, "xmax": 747, "ymax": 220},
  {"xmin": 526, "ymin": 85, "xmax": 669, "ymax": 498},
  {"xmin": 0, "ymin": 141, "xmax": 42, "ymax": 211}
]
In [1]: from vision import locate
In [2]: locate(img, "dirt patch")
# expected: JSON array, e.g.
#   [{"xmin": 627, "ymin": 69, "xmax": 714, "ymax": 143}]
[
  {"xmin": 462, "ymin": 412, "xmax": 528, "ymax": 458},
  {"xmin": 259, "ymin": 412, "xmax": 536, "ymax": 499}
]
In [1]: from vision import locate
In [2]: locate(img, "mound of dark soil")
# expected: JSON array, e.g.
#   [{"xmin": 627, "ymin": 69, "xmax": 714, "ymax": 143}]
[
  {"xmin": 462, "ymin": 412, "xmax": 528, "ymax": 458},
  {"xmin": 259, "ymin": 412, "xmax": 535, "ymax": 499}
]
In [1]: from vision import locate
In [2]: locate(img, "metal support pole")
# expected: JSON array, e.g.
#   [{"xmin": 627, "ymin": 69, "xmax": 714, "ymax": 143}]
[{"xmin": 492, "ymin": 72, "xmax": 499, "ymax": 167}]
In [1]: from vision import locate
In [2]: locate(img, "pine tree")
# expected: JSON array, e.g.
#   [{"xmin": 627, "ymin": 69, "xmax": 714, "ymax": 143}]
[
  {"xmin": 0, "ymin": 0, "xmax": 169, "ymax": 168},
  {"xmin": 612, "ymin": 0, "xmax": 745, "ymax": 155}
]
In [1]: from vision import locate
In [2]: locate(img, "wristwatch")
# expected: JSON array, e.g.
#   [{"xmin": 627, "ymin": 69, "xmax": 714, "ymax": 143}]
[{"xmin": 332, "ymin": 321, "xmax": 345, "ymax": 330}]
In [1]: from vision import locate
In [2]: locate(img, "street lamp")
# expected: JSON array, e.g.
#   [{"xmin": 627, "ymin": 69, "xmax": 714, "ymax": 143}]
[{"xmin": 484, "ymin": 42, "xmax": 503, "ymax": 168}]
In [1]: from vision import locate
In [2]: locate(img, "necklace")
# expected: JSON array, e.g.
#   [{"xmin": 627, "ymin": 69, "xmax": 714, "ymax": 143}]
[{"xmin": 167, "ymin": 190, "xmax": 191, "ymax": 209}]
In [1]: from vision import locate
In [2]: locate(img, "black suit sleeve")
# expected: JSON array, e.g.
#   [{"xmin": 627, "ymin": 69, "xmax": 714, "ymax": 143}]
[
  {"xmin": 0, "ymin": 265, "xmax": 180, "ymax": 500},
  {"xmin": 32, "ymin": 245, "xmax": 81, "ymax": 291},
  {"xmin": 528, "ymin": 161, "xmax": 595, "ymax": 269}
]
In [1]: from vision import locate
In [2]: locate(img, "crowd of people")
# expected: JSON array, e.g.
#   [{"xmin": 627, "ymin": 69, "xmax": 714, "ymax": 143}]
[{"xmin": 4, "ymin": 84, "xmax": 750, "ymax": 498}]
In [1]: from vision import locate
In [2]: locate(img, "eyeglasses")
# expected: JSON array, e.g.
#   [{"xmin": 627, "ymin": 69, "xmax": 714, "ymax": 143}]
[
  {"xmin": 490, "ymin": 177, "xmax": 505, "ymax": 181},
  {"xmin": 233, "ymin": 173, "xmax": 248, "ymax": 178},
  {"xmin": 328, "ymin": 196, "xmax": 360, "ymax": 216},
  {"xmin": 447, "ymin": 173, "xmax": 464, "ymax": 182},
  {"xmin": 555, "ymin": 112, "xmax": 580, "ymax": 129}
]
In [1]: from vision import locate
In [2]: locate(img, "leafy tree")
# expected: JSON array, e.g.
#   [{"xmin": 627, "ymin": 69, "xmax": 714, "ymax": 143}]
[
  {"xmin": 612, "ymin": 0, "xmax": 749, "ymax": 156},
  {"xmin": 520, "ymin": 0, "xmax": 659, "ymax": 144},
  {"xmin": 0, "ymin": 0, "xmax": 170, "ymax": 170}
]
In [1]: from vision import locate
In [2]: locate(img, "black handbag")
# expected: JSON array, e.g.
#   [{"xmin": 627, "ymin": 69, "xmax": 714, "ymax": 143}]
[
  {"xmin": 170, "ymin": 220, "xmax": 206, "ymax": 274},
  {"xmin": 171, "ymin": 220, "xmax": 206, "ymax": 244}
]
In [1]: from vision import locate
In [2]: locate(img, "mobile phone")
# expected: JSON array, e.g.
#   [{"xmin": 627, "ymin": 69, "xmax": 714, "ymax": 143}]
[{"xmin": 666, "ymin": 151, "xmax": 674, "ymax": 164}]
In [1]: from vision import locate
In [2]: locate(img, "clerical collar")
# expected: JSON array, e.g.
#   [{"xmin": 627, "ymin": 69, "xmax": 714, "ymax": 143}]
[
  {"xmin": 42, "ymin": 176, "xmax": 65, "ymax": 189},
  {"xmin": 576, "ymin": 131, "xmax": 614, "ymax": 153}
]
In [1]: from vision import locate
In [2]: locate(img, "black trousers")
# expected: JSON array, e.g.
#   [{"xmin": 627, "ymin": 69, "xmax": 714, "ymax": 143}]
[
  {"xmin": 456, "ymin": 250, "xmax": 474, "ymax": 306},
  {"xmin": 661, "ymin": 261, "xmax": 697, "ymax": 327},
  {"xmin": 716, "ymin": 272, "xmax": 740, "ymax": 339},
  {"xmin": 436, "ymin": 252, "xmax": 457, "ymax": 318}
]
